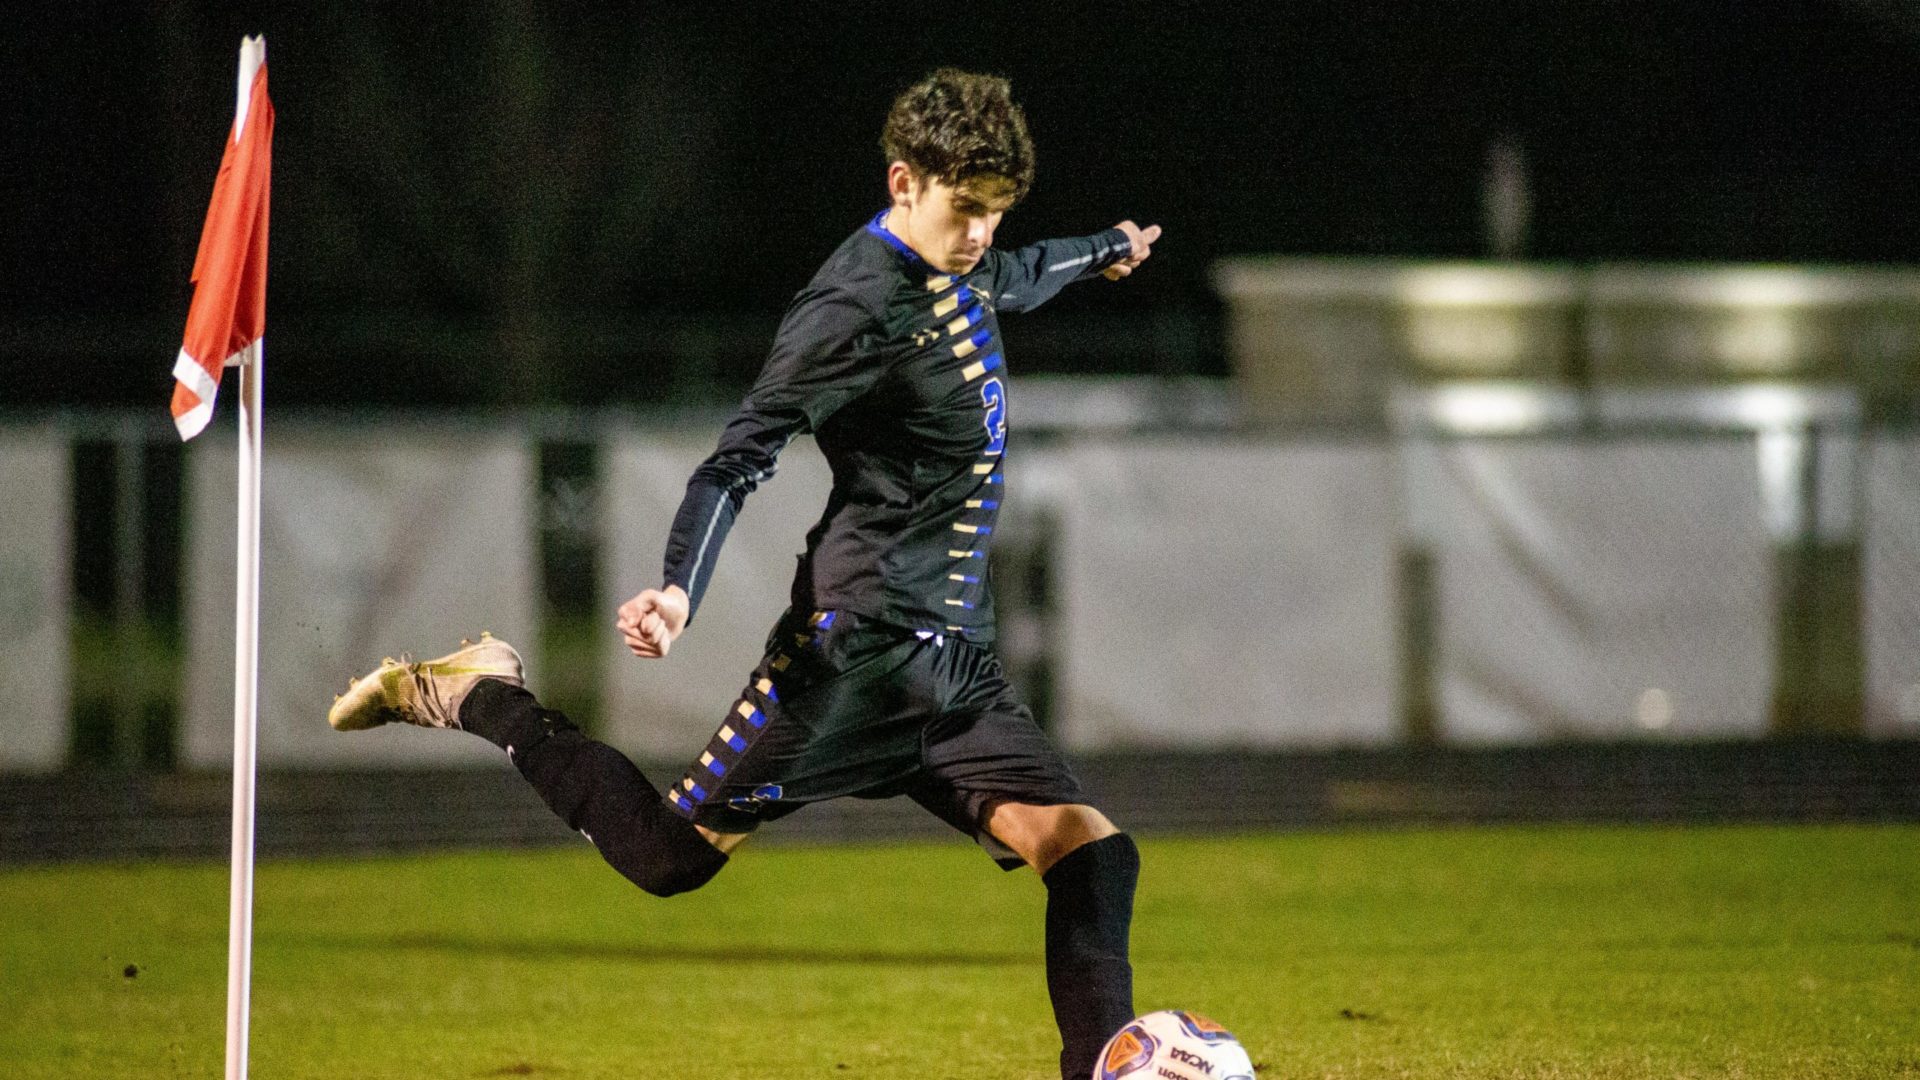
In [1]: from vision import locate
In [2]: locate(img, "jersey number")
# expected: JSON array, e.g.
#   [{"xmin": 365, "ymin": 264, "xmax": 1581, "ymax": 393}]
[{"xmin": 981, "ymin": 377, "xmax": 1007, "ymax": 454}]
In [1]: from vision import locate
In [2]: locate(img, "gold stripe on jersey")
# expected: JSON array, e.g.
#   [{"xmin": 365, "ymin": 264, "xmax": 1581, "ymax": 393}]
[
  {"xmin": 961, "ymin": 359, "xmax": 989, "ymax": 381},
  {"xmin": 953, "ymin": 336, "xmax": 980, "ymax": 360},
  {"xmin": 933, "ymin": 293, "xmax": 963, "ymax": 318}
]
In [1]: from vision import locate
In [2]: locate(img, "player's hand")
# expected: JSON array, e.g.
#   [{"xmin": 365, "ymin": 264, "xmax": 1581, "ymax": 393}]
[
  {"xmin": 1102, "ymin": 220, "xmax": 1161, "ymax": 280},
  {"xmin": 616, "ymin": 585, "xmax": 690, "ymax": 659}
]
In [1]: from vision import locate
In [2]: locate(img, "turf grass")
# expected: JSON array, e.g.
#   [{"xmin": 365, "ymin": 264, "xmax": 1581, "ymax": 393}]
[{"xmin": 2, "ymin": 823, "xmax": 1916, "ymax": 1079}]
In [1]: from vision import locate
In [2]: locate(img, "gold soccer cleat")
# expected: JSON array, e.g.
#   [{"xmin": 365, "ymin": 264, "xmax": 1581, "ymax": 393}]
[{"xmin": 327, "ymin": 633, "xmax": 524, "ymax": 732}]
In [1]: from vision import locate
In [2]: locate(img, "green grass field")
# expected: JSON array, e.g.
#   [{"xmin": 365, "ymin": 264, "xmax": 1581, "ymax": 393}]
[{"xmin": 3, "ymin": 824, "xmax": 1917, "ymax": 1079}]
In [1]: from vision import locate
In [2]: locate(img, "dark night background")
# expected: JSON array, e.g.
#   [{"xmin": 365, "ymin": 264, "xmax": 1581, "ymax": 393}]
[{"xmin": 5, "ymin": 1, "xmax": 1917, "ymax": 411}]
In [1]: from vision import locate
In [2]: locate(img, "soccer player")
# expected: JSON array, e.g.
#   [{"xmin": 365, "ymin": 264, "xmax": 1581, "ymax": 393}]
[{"xmin": 330, "ymin": 68, "xmax": 1160, "ymax": 1080}]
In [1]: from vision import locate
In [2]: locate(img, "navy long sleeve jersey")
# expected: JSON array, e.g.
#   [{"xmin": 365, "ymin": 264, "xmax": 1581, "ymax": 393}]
[{"xmin": 660, "ymin": 212, "xmax": 1131, "ymax": 642}]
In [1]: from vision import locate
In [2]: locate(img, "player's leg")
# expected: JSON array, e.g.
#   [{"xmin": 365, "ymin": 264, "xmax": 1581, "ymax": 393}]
[
  {"xmin": 458, "ymin": 678, "xmax": 731, "ymax": 896},
  {"xmin": 985, "ymin": 801, "xmax": 1139, "ymax": 1080},
  {"xmin": 326, "ymin": 636, "xmax": 728, "ymax": 897},
  {"xmin": 909, "ymin": 652, "xmax": 1140, "ymax": 1080}
]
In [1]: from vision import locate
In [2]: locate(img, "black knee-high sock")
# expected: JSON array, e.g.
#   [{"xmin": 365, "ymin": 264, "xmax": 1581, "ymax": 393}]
[
  {"xmin": 459, "ymin": 679, "xmax": 726, "ymax": 897},
  {"xmin": 1043, "ymin": 832, "xmax": 1139, "ymax": 1080}
]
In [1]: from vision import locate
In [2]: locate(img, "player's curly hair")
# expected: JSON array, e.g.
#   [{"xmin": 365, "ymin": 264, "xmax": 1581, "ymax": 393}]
[{"xmin": 881, "ymin": 68, "xmax": 1035, "ymax": 205}]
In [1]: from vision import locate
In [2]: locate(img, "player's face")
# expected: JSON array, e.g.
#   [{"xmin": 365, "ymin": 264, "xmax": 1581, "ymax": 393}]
[{"xmin": 888, "ymin": 165, "xmax": 1011, "ymax": 275}]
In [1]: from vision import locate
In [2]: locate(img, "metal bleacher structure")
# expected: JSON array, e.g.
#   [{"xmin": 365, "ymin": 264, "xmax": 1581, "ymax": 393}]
[{"xmin": 6, "ymin": 258, "xmax": 1920, "ymax": 862}]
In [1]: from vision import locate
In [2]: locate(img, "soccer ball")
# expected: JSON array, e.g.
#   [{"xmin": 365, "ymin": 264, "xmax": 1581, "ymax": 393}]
[{"xmin": 1094, "ymin": 1009, "xmax": 1256, "ymax": 1080}]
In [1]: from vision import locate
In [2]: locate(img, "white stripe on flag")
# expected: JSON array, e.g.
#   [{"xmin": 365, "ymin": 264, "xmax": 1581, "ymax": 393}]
[
  {"xmin": 174, "ymin": 348, "xmax": 221, "ymax": 401},
  {"xmin": 173, "ymin": 398, "xmax": 215, "ymax": 441},
  {"xmin": 172, "ymin": 348, "xmax": 221, "ymax": 439}
]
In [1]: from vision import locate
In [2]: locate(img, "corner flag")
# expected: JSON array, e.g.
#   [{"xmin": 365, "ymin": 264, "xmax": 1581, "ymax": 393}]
[
  {"xmin": 172, "ymin": 35, "xmax": 272, "ymax": 440},
  {"xmin": 178, "ymin": 36, "xmax": 274, "ymax": 1080}
]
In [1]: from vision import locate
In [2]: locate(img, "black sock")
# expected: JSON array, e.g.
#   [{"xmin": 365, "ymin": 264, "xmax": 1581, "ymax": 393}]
[
  {"xmin": 458, "ymin": 678, "xmax": 568, "ymax": 752},
  {"xmin": 1043, "ymin": 832, "xmax": 1139, "ymax": 1080},
  {"xmin": 458, "ymin": 678, "xmax": 727, "ymax": 898}
]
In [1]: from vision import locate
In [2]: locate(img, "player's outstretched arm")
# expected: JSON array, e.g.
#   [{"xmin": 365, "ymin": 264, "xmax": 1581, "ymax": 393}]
[
  {"xmin": 986, "ymin": 220, "xmax": 1161, "ymax": 313},
  {"xmin": 616, "ymin": 584, "xmax": 689, "ymax": 658},
  {"xmin": 1100, "ymin": 220, "xmax": 1162, "ymax": 280}
]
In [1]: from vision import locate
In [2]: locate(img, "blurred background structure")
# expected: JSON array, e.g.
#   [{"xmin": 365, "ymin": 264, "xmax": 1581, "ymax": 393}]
[{"xmin": 5, "ymin": 2, "xmax": 1920, "ymax": 859}]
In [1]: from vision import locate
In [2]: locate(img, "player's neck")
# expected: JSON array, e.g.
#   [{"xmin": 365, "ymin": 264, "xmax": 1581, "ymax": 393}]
[{"xmin": 881, "ymin": 206, "xmax": 935, "ymax": 267}]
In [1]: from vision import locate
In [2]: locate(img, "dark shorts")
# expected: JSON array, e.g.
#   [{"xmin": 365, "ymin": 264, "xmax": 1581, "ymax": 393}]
[{"xmin": 662, "ymin": 607, "xmax": 1085, "ymax": 869}]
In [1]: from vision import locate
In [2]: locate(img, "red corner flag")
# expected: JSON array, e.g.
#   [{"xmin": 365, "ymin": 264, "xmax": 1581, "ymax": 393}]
[{"xmin": 172, "ymin": 36, "xmax": 273, "ymax": 441}]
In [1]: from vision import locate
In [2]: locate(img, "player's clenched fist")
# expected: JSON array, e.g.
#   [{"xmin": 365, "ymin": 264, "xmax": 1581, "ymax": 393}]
[
  {"xmin": 616, "ymin": 585, "xmax": 690, "ymax": 658},
  {"xmin": 1102, "ymin": 220, "xmax": 1162, "ymax": 280}
]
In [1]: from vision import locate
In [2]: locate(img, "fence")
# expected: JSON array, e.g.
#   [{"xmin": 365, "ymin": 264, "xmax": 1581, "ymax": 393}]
[{"xmin": 5, "ymin": 402, "xmax": 1916, "ymax": 774}]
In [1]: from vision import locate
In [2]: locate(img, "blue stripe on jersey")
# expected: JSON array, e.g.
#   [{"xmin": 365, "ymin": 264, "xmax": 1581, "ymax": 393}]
[{"xmin": 864, "ymin": 209, "xmax": 924, "ymax": 266}]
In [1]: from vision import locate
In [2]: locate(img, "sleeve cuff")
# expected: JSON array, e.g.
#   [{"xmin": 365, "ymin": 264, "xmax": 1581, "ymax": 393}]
[{"xmin": 1088, "ymin": 227, "xmax": 1133, "ymax": 273}]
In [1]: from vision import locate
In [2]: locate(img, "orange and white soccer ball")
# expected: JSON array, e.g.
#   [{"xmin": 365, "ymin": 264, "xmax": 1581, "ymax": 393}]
[{"xmin": 1094, "ymin": 1010, "xmax": 1256, "ymax": 1080}]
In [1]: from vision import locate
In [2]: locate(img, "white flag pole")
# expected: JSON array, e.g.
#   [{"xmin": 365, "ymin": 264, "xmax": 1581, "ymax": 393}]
[
  {"xmin": 226, "ymin": 335, "xmax": 264, "ymax": 1080},
  {"xmin": 223, "ymin": 35, "xmax": 269, "ymax": 1080}
]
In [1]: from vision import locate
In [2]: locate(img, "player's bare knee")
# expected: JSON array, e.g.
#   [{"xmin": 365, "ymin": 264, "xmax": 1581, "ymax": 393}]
[
  {"xmin": 1043, "ymin": 805, "xmax": 1120, "ymax": 868},
  {"xmin": 987, "ymin": 801, "xmax": 1119, "ymax": 874}
]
